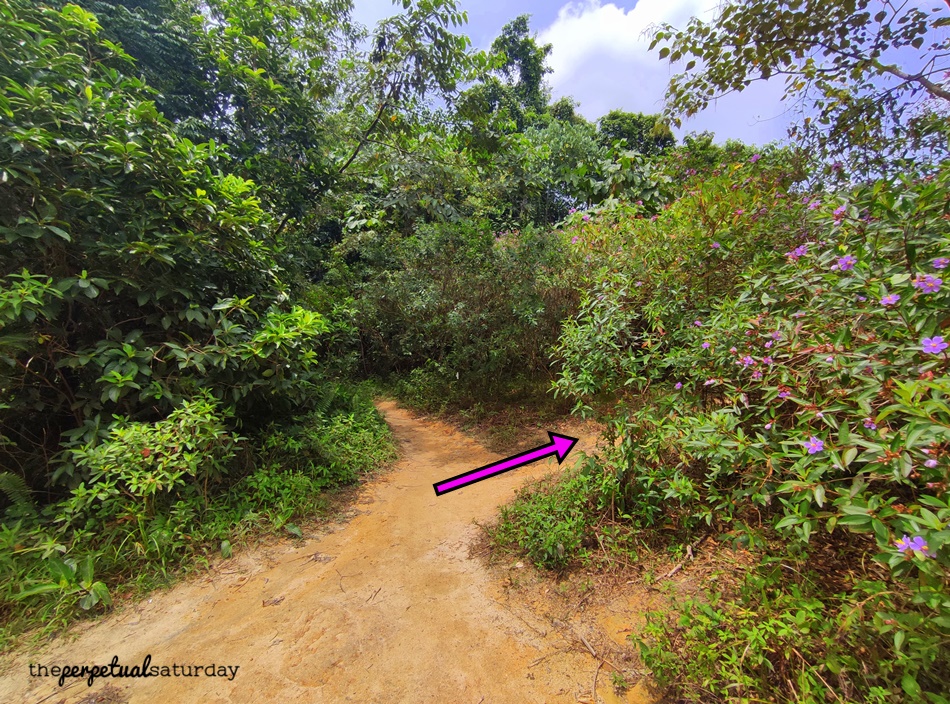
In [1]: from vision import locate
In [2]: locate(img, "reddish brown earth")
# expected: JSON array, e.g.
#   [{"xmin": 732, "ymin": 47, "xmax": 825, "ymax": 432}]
[{"xmin": 0, "ymin": 401, "xmax": 658, "ymax": 704}]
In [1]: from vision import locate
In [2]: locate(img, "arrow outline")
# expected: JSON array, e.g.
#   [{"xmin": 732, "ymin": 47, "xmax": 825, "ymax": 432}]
[{"xmin": 433, "ymin": 432, "xmax": 579, "ymax": 496}]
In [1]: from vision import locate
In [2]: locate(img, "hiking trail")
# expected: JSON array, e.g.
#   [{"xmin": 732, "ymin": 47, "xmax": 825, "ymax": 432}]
[{"xmin": 0, "ymin": 401, "xmax": 654, "ymax": 704}]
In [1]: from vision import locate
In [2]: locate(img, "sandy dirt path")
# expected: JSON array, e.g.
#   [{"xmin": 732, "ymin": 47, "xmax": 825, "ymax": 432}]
[{"xmin": 0, "ymin": 400, "xmax": 642, "ymax": 704}]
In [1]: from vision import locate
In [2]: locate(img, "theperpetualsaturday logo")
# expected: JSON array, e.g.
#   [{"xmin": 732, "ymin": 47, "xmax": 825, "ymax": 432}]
[{"xmin": 29, "ymin": 655, "xmax": 239, "ymax": 687}]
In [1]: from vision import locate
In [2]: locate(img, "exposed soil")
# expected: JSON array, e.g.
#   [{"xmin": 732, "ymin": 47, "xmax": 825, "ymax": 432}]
[{"xmin": 0, "ymin": 400, "xmax": 660, "ymax": 704}]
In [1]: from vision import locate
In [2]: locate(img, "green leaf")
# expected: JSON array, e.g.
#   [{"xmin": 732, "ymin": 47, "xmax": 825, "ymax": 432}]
[
  {"xmin": 901, "ymin": 674, "xmax": 921, "ymax": 697},
  {"xmin": 91, "ymin": 581, "xmax": 112, "ymax": 607}
]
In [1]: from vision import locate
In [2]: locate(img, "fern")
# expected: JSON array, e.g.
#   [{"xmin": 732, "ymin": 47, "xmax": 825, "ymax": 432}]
[{"xmin": 0, "ymin": 472, "xmax": 35, "ymax": 514}]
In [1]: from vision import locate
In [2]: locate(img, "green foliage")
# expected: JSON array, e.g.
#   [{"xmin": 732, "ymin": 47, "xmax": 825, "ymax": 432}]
[
  {"xmin": 63, "ymin": 393, "xmax": 241, "ymax": 519},
  {"xmin": 488, "ymin": 14, "xmax": 552, "ymax": 120},
  {"xmin": 546, "ymin": 154, "xmax": 950, "ymax": 701},
  {"xmin": 13, "ymin": 554, "xmax": 112, "ymax": 614},
  {"xmin": 597, "ymin": 110, "xmax": 674, "ymax": 157},
  {"xmin": 337, "ymin": 218, "xmax": 576, "ymax": 396},
  {"xmin": 84, "ymin": 0, "xmax": 216, "ymax": 125},
  {"xmin": 0, "ymin": 472, "xmax": 34, "ymax": 516},
  {"xmin": 638, "ymin": 560, "xmax": 950, "ymax": 702},
  {"xmin": 257, "ymin": 384, "xmax": 397, "ymax": 483},
  {"xmin": 0, "ymin": 386, "xmax": 395, "ymax": 643},
  {"xmin": 0, "ymin": 0, "xmax": 328, "ymax": 487},
  {"xmin": 492, "ymin": 468, "xmax": 595, "ymax": 569},
  {"xmin": 554, "ymin": 149, "xmax": 805, "ymax": 412},
  {"xmin": 651, "ymin": 0, "xmax": 950, "ymax": 178}
]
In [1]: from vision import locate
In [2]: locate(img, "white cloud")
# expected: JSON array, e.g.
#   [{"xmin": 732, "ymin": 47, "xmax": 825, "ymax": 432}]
[
  {"xmin": 537, "ymin": 0, "xmax": 794, "ymax": 144},
  {"xmin": 538, "ymin": 0, "xmax": 718, "ymax": 84}
]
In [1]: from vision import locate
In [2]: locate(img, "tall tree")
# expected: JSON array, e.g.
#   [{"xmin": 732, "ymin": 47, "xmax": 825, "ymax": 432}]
[
  {"xmin": 456, "ymin": 14, "xmax": 552, "ymax": 134},
  {"xmin": 597, "ymin": 110, "xmax": 675, "ymax": 156}
]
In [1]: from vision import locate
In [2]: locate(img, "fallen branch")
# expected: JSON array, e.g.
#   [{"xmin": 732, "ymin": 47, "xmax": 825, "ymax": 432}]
[
  {"xmin": 592, "ymin": 660, "xmax": 603, "ymax": 704},
  {"xmin": 663, "ymin": 534, "xmax": 710, "ymax": 579}
]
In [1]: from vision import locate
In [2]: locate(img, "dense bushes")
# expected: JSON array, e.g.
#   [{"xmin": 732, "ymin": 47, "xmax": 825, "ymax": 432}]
[
  {"xmin": 497, "ymin": 156, "xmax": 950, "ymax": 700},
  {"xmin": 0, "ymin": 2, "xmax": 399, "ymax": 643},
  {"xmin": 328, "ymin": 218, "xmax": 578, "ymax": 407},
  {"xmin": 0, "ymin": 2, "xmax": 327, "ymax": 493}
]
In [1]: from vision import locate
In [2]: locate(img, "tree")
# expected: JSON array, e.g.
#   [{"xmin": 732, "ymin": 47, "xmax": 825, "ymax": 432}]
[
  {"xmin": 83, "ymin": 0, "xmax": 217, "ymax": 125},
  {"xmin": 596, "ymin": 110, "xmax": 675, "ymax": 156},
  {"xmin": 455, "ymin": 14, "xmax": 553, "ymax": 135},
  {"xmin": 651, "ymin": 0, "xmax": 950, "ymax": 177},
  {"xmin": 490, "ymin": 15, "xmax": 552, "ymax": 118},
  {"xmin": 549, "ymin": 96, "xmax": 587, "ymax": 125},
  {"xmin": 0, "ymin": 1, "xmax": 326, "ymax": 486},
  {"xmin": 336, "ymin": 0, "xmax": 474, "ymax": 175}
]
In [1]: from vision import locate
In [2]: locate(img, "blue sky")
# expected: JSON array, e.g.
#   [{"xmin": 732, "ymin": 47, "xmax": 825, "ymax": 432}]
[{"xmin": 352, "ymin": 0, "xmax": 795, "ymax": 146}]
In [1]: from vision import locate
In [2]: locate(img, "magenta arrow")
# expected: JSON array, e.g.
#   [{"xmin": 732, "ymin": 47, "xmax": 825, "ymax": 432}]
[{"xmin": 433, "ymin": 432, "xmax": 579, "ymax": 496}]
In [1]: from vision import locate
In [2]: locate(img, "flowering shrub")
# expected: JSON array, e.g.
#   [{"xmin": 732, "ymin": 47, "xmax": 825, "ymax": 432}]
[{"xmin": 551, "ymin": 162, "xmax": 950, "ymax": 699}]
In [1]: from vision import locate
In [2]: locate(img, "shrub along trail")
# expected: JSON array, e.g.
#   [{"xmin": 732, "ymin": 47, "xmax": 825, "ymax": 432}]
[{"xmin": 0, "ymin": 401, "xmax": 644, "ymax": 704}]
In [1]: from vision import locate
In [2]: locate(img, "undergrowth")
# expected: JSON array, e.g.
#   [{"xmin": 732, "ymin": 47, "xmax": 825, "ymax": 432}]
[{"xmin": 0, "ymin": 383, "xmax": 396, "ymax": 648}]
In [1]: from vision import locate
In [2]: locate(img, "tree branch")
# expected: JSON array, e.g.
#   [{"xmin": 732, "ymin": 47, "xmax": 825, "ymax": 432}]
[
  {"xmin": 338, "ymin": 82, "xmax": 399, "ymax": 175},
  {"xmin": 872, "ymin": 60, "xmax": 950, "ymax": 102}
]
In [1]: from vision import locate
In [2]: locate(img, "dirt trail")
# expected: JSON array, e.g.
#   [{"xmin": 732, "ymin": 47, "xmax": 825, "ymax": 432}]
[{"xmin": 0, "ymin": 401, "xmax": 653, "ymax": 704}]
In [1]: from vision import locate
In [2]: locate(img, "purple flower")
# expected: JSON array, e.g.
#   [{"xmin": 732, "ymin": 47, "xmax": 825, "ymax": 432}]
[
  {"xmin": 569, "ymin": 208, "xmax": 577, "ymax": 214},
  {"xmin": 922, "ymin": 336, "xmax": 948, "ymax": 354},
  {"xmin": 752, "ymin": 370, "xmax": 763, "ymax": 379},
  {"xmin": 779, "ymin": 390, "xmax": 791, "ymax": 398},
  {"xmin": 571, "ymin": 236, "xmax": 578, "ymax": 244},
  {"xmin": 635, "ymin": 281, "xmax": 643, "ymax": 287},
  {"xmin": 694, "ymin": 320, "xmax": 703, "ymax": 327},
  {"xmin": 729, "ymin": 347, "xmax": 737, "ymax": 353},
  {"xmin": 704, "ymin": 379, "xmax": 715, "ymax": 386},
  {"xmin": 863, "ymin": 418, "xmax": 877, "ymax": 430},
  {"xmin": 833, "ymin": 205, "xmax": 847, "ymax": 221},
  {"xmin": 582, "ymin": 214, "xmax": 590, "ymax": 222},
  {"xmin": 808, "ymin": 200, "xmax": 821, "ymax": 210},
  {"xmin": 740, "ymin": 356, "xmax": 755, "ymax": 367},
  {"xmin": 913, "ymin": 274, "xmax": 942, "ymax": 293},
  {"xmin": 804, "ymin": 437, "xmax": 824, "ymax": 454},
  {"xmin": 651, "ymin": 215, "xmax": 659, "ymax": 221},
  {"xmin": 771, "ymin": 331, "xmax": 782, "ymax": 340},
  {"xmin": 674, "ymin": 382, "xmax": 683, "ymax": 390},
  {"xmin": 934, "ymin": 257, "xmax": 949, "ymax": 270},
  {"xmin": 895, "ymin": 535, "xmax": 935, "ymax": 557},
  {"xmin": 826, "ymin": 356, "xmax": 834, "ymax": 363},
  {"xmin": 837, "ymin": 255, "xmax": 857, "ymax": 271},
  {"xmin": 763, "ymin": 356, "xmax": 773, "ymax": 365},
  {"xmin": 711, "ymin": 241, "xmax": 721, "ymax": 249},
  {"xmin": 880, "ymin": 294, "xmax": 900, "ymax": 306},
  {"xmin": 702, "ymin": 342, "xmax": 710, "ymax": 349},
  {"xmin": 786, "ymin": 245, "xmax": 809, "ymax": 261},
  {"xmin": 924, "ymin": 459, "xmax": 938, "ymax": 469},
  {"xmin": 750, "ymin": 154, "xmax": 761, "ymax": 163},
  {"xmin": 764, "ymin": 422, "xmax": 772, "ymax": 430},
  {"xmin": 734, "ymin": 209, "xmax": 744, "ymax": 216},
  {"xmin": 857, "ymin": 295, "xmax": 866, "ymax": 302}
]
